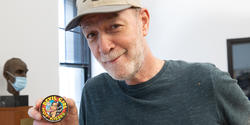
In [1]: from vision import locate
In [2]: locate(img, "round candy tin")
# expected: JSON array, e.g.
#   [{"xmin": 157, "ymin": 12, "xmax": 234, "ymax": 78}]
[{"xmin": 40, "ymin": 95, "xmax": 68, "ymax": 123}]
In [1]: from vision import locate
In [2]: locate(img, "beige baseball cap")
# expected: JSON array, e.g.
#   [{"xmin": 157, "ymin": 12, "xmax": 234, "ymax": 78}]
[{"xmin": 65, "ymin": 0, "xmax": 142, "ymax": 31}]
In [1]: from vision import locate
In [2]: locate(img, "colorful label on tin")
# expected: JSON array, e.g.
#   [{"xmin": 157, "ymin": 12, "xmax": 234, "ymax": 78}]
[{"xmin": 41, "ymin": 95, "xmax": 68, "ymax": 122}]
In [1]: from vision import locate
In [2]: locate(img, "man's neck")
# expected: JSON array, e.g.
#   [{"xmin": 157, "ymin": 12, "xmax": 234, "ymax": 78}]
[{"xmin": 125, "ymin": 48, "xmax": 165, "ymax": 85}]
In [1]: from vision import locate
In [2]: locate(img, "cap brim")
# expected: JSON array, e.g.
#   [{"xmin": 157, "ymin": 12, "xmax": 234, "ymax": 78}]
[{"xmin": 65, "ymin": 5, "xmax": 132, "ymax": 31}]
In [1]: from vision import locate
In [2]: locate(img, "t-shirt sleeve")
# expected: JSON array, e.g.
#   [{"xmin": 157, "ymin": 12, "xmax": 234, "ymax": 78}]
[{"xmin": 211, "ymin": 66, "xmax": 250, "ymax": 124}]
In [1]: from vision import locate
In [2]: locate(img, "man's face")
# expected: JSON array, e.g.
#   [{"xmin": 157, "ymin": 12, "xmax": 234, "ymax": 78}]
[{"xmin": 80, "ymin": 8, "xmax": 148, "ymax": 80}]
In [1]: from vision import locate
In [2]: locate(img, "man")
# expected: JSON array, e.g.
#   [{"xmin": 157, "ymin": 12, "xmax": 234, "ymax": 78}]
[{"xmin": 28, "ymin": 0, "xmax": 250, "ymax": 124}]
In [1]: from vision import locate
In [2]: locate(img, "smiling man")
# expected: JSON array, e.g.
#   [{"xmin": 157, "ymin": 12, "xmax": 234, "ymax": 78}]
[
  {"xmin": 28, "ymin": 0, "xmax": 250, "ymax": 125},
  {"xmin": 79, "ymin": 7, "xmax": 163, "ymax": 85}
]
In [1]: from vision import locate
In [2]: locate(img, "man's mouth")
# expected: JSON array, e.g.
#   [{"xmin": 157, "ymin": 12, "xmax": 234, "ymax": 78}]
[
  {"xmin": 109, "ymin": 55, "xmax": 121, "ymax": 63},
  {"xmin": 102, "ymin": 50, "xmax": 127, "ymax": 64},
  {"xmin": 105, "ymin": 54, "xmax": 122, "ymax": 64}
]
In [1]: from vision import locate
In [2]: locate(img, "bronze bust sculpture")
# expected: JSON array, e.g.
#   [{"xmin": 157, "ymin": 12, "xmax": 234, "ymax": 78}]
[{"xmin": 3, "ymin": 58, "xmax": 28, "ymax": 96}]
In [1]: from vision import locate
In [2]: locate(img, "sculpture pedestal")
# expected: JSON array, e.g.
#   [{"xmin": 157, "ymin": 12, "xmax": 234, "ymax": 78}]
[
  {"xmin": 0, "ymin": 95, "xmax": 28, "ymax": 107},
  {"xmin": 0, "ymin": 106, "xmax": 33, "ymax": 125}
]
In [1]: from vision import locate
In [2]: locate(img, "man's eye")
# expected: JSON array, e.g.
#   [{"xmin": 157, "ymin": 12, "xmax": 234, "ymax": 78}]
[
  {"xmin": 111, "ymin": 24, "xmax": 121, "ymax": 29},
  {"xmin": 16, "ymin": 70, "xmax": 24, "ymax": 74},
  {"xmin": 87, "ymin": 33, "xmax": 96, "ymax": 39}
]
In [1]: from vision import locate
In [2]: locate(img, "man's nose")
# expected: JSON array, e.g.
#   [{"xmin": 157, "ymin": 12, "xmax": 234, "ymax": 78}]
[{"xmin": 98, "ymin": 33, "xmax": 115, "ymax": 54}]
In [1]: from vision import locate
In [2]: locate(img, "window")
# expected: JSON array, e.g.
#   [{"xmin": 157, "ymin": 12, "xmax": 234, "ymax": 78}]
[
  {"xmin": 227, "ymin": 37, "xmax": 250, "ymax": 99},
  {"xmin": 58, "ymin": 0, "xmax": 91, "ymax": 111}
]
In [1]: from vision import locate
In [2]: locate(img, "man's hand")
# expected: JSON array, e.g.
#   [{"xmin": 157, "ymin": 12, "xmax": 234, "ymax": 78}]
[{"xmin": 28, "ymin": 97, "xmax": 79, "ymax": 125}]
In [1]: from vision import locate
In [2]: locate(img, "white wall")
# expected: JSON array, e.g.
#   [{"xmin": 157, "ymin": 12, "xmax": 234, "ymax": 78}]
[
  {"xmin": 0, "ymin": 0, "xmax": 59, "ymax": 105},
  {"xmin": 92, "ymin": 0, "xmax": 250, "ymax": 76},
  {"xmin": 143, "ymin": 0, "xmax": 250, "ymax": 71}
]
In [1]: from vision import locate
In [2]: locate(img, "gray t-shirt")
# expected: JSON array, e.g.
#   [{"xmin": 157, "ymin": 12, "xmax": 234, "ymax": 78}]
[{"xmin": 79, "ymin": 60, "xmax": 250, "ymax": 125}]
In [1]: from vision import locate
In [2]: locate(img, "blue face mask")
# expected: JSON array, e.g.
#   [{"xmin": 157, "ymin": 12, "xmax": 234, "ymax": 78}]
[{"xmin": 6, "ymin": 71, "xmax": 27, "ymax": 91}]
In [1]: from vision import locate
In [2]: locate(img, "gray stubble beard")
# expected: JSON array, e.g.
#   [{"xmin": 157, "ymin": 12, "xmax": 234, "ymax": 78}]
[{"xmin": 107, "ymin": 37, "xmax": 145, "ymax": 82}]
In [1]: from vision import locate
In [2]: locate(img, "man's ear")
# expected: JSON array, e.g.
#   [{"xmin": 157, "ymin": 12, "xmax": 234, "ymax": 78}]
[{"xmin": 140, "ymin": 8, "xmax": 150, "ymax": 37}]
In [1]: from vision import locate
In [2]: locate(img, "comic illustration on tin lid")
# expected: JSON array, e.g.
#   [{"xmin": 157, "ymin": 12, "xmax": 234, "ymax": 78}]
[{"xmin": 40, "ymin": 95, "xmax": 68, "ymax": 122}]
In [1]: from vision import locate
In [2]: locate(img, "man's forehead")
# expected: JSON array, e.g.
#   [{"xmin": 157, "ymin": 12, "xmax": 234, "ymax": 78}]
[
  {"xmin": 80, "ymin": 12, "xmax": 119, "ymax": 28},
  {"xmin": 9, "ymin": 65, "xmax": 28, "ymax": 71},
  {"xmin": 9, "ymin": 63, "xmax": 27, "ymax": 68}
]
